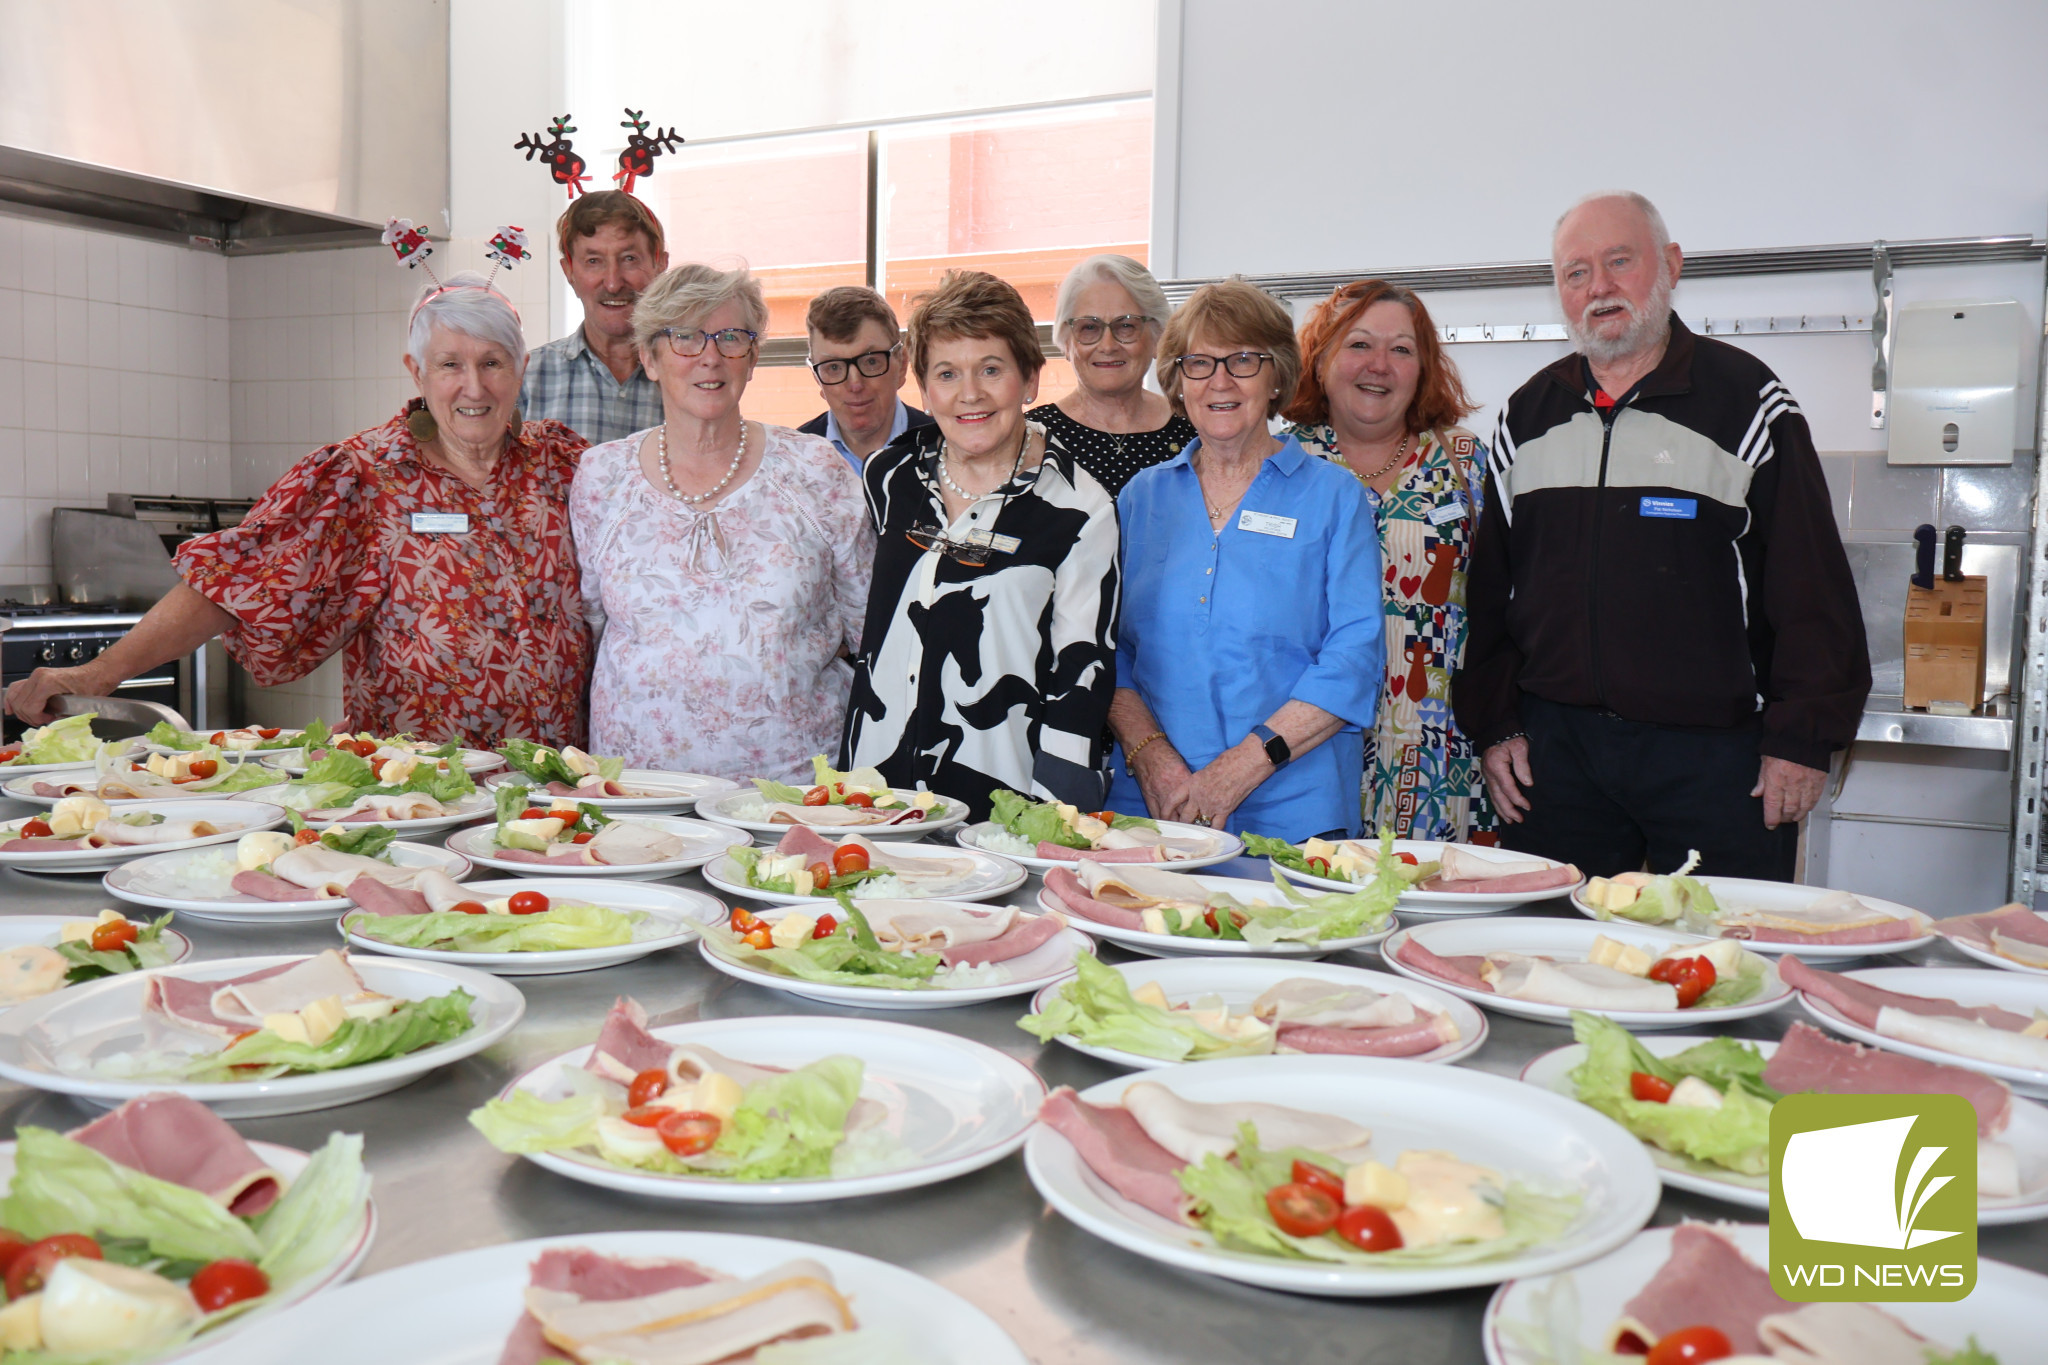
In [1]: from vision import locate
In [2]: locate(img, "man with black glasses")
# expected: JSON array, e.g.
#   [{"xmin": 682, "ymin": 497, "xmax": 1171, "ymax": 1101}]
[{"xmin": 798, "ymin": 286, "xmax": 934, "ymax": 470}]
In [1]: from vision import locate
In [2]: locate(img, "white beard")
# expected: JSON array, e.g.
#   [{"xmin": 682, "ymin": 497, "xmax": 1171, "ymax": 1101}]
[{"xmin": 1566, "ymin": 271, "xmax": 1673, "ymax": 366}]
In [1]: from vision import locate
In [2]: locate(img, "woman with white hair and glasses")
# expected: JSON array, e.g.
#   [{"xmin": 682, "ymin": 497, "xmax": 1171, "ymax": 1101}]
[
  {"xmin": 1027, "ymin": 253, "xmax": 1194, "ymax": 495},
  {"xmin": 570, "ymin": 262, "xmax": 872, "ymax": 782},
  {"xmin": 6, "ymin": 272, "xmax": 595, "ymax": 746}
]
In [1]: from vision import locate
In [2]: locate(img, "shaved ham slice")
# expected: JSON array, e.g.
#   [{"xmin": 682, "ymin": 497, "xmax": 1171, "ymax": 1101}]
[
  {"xmin": 1043, "ymin": 867, "xmax": 1145, "ymax": 929},
  {"xmin": 583, "ymin": 997, "xmax": 676, "ymax": 1082},
  {"xmin": 498, "ymin": 1248, "xmax": 715, "ymax": 1365},
  {"xmin": 1121, "ymin": 1080, "xmax": 1374, "ymax": 1164},
  {"xmin": 267, "ymin": 845, "xmax": 418, "ymax": 897},
  {"xmin": 546, "ymin": 777, "xmax": 628, "ymax": 797},
  {"xmin": 1729, "ymin": 917, "xmax": 1921, "ymax": 945},
  {"xmin": 1487, "ymin": 956, "xmax": 1677, "ymax": 1010},
  {"xmin": 1076, "ymin": 860, "xmax": 1211, "ymax": 907},
  {"xmin": 764, "ymin": 802, "xmax": 921, "ymax": 827},
  {"xmin": 857, "ymin": 903, "xmax": 1017, "ymax": 955},
  {"xmin": 208, "ymin": 950, "xmax": 365, "ymax": 1026},
  {"xmin": 1035, "ymin": 840, "xmax": 1162, "ymax": 863},
  {"xmin": 523, "ymin": 1257, "xmax": 851, "ymax": 1364},
  {"xmin": 1418, "ymin": 862, "xmax": 1580, "ymax": 894},
  {"xmin": 94, "ymin": 818, "xmax": 221, "ymax": 845},
  {"xmin": 1038, "ymin": 1087, "xmax": 1189, "ymax": 1224},
  {"xmin": 492, "ymin": 846, "xmax": 598, "ymax": 867},
  {"xmin": 1617, "ymin": 1223, "xmax": 1787, "ymax": 1354},
  {"xmin": 31, "ymin": 780, "xmax": 94, "ymax": 798},
  {"xmin": 942, "ymin": 910, "xmax": 1066, "ymax": 967},
  {"xmin": 1763, "ymin": 1022, "xmax": 2012, "ymax": 1137},
  {"xmin": 229, "ymin": 870, "xmax": 316, "ymax": 902},
  {"xmin": 344, "ymin": 878, "xmax": 430, "ymax": 917},
  {"xmin": 306, "ymin": 792, "xmax": 449, "ymax": 822},
  {"xmin": 69, "ymin": 1092, "xmax": 283, "ymax": 1216},
  {"xmin": 1937, "ymin": 902, "xmax": 2048, "ymax": 952},
  {"xmin": 1392, "ymin": 938, "xmax": 1492, "ymax": 992},
  {"xmin": 1, "ymin": 836, "xmax": 99, "ymax": 853},
  {"xmin": 585, "ymin": 820, "xmax": 687, "ymax": 865},
  {"xmin": 1276, "ymin": 1016, "xmax": 1458, "ymax": 1056},
  {"xmin": 1876, "ymin": 1008, "xmax": 2048, "ymax": 1069},
  {"xmin": 1779, "ymin": 956, "xmax": 2033, "ymax": 1031},
  {"xmin": 145, "ymin": 961, "xmax": 299, "ymax": 1042},
  {"xmin": 1247, "ymin": 979, "xmax": 1462, "ymax": 1055},
  {"xmin": 1757, "ymin": 1301, "xmax": 1929, "ymax": 1364},
  {"xmin": 773, "ymin": 824, "xmax": 837, "ymax": 863}
]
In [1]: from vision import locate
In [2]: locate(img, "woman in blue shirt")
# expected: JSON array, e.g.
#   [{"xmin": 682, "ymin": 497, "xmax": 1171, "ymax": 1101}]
[{"xmin": 1108, "ymin": 280, "xmax": 1384, "ymax": 841}]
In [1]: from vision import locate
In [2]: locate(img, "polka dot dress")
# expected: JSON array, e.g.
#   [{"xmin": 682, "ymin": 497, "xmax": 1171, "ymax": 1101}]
[{"xmin": 1025, "ymin": 404, "xmax": 1198, "ymax": 496}]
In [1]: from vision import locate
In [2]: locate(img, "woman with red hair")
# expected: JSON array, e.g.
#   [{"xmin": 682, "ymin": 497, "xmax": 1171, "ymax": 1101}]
[{"xmin": 1281, "ymin": 281, "xmax": 1495, "ymax": 843}]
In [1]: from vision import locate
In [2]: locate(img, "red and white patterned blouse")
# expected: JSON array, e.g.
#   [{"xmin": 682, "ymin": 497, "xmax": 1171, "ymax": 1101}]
[{"xmin": 175, "ymin": 404, "xmax": 593, "ymax": 747}]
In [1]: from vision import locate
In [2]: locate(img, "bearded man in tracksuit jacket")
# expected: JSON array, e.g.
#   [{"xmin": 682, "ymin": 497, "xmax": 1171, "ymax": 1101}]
[{"xmin": 1452, "ymin": 192, "xmax": 1869, "ymax": 881}]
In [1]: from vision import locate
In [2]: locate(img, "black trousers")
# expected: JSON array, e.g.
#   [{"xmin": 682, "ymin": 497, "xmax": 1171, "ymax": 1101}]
[{"xmin": 1499, "ymin": 693, "xmax": 1801, "ymax": 881}]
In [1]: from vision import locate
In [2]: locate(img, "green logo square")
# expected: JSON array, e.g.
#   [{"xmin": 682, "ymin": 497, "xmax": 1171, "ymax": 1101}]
[{"xmin": 1769, "ymin": 1092, "xmax": 1976, "ymax": 1301}]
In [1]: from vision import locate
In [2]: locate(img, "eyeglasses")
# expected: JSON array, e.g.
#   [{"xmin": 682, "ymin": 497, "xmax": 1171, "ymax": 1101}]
[
  {"xmin": 1174, "ymin": 351, "xmax": 1271, "ymax": 380},
  {"xmin": 657, "ymin": 327, "xmax": 758, "ymax": 358},
  {"xmin": 810, "ymin": 343, "xmax": 901, "ymax": 386},
  {"xmin": 905, "ymin": 523, "xmax": 989, "ymax": 567},
  {"xmin": 1068, "ymin": 315, "xmax": 1154, "ymax": 345}
]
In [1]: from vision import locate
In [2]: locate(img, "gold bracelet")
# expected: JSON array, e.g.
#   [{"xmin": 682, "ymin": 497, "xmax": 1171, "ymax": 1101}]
[{"xmin": 1124, "ymin": 730, "xmax": 1168, "ymax": 764}]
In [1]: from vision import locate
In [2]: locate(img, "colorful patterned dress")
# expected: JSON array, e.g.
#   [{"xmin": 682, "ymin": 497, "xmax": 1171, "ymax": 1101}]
[
  {"xmin": 176, "ymin": 403, "xmax": 593, "ymax": 747},
  {"xmin": 1284, "ymin": 423, "xmax": 1498, "ymax": 843}
]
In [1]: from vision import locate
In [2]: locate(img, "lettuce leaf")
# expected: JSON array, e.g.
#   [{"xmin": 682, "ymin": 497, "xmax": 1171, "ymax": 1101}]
[
  {"xmin": 1924, "ymin": 1341, "xmax": 2003, "ymax": 1365},
  {"xmin": 989, "ymin": 787, "xmax": 1087, "ymax": 850},
  {"xmin": 751, "ymin": 776, "xmax": 808, "ymax": 803},
  {"xmin": 1597, "ymin": 872, "xmax": 1720, "ymax": 927},
  {"xmin": 183, "ymin": 991, "xmax": 475, "ymax": 1079},
  {"xmin": 707, "ymin": 1055, "xmax": 863, "ymax": 1180},
  {"xmin": 1694, "ymin": 951, "xmax": 1766, "ymax": 1009},
  {"xmin": 56, "ymin": 912, "xmax": 178, "ymax": 982},
  {"xmin": 1178, "ymin": 856, "xmax": 1400, "ymax": 945},
  {"xmin": 13, "ymin": 712, "xmax": 104, "ymax": 764},
  {"xmin": 1016, "ymin": 951, "xmax": 1273, "ymax": 1060},
  {"xmin": 344, "ymin": 903, "xmax": 643, "ymax": 953},
  {"xmin": 702, "ymin": 902, "xmax": 940, "ymax": 990},
  {"xmin": 469, "ymin": 1089, "xmax": 608, "ymax": 1154},
  {"xmin": 253, "ymin": 1131, "xmax": 367, "ymax": 1287},
  {"xmin": 1243, "ymin": 832, "xmax": 1318, "ymax": 873},
  {"xmin": 0, "ymin": 1126, "xmax": 263, "ymax": 1262},
  {"xmin": 302, "ymin": 749, "xmax": 374, "ymax": 789},
  {"xmin": 1566, "ymin": 1012, "xmax": 1773, "ymax": 1174},
  {"xmin": 319, "ymin": 823, "xmax": 396, "ymax": 860},
  {"xmin": 495, "ymin": 780, "xmax": 533, "ymax": 827},
  {"xmin": 204, "ymin": 760, "xmax": 299, "ymax": 794}
]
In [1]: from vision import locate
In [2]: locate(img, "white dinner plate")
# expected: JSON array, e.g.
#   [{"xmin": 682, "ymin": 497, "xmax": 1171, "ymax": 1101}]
[
  {"xmin": 1795, "ymin": 965, "xmax": 2048, "ymax": 1097},
  {"xmin": 0, "ymin": 801, "xmax": 288, "ymax": 873},
  {"xmin": 1481, "ymin": 1223, "xmax": 2045, "ymax": 1365},
  {"xmin": 262, "ymin": 745, "xmax": 504, "ymax": 776},
  {"xmin": 1035, "ymin": 873, "xmax": 1397, "ymax": 959},
  {"xmin": 702, "ymin": 844, "xmax": 1027, "ymax": 907},
  {"xmin": 1943, "ymin": 909, "xmax": 2048, "ymax": 975},
  {"xmin": 698, "ymin": 903, "xmax": 1092, "ymax": 1010},
  {"xmin": 342, "ymin": 878, "xmax": 725, "ymax": 976},
  {"xmin": 104, "ymin": 840, "xmax": 473, "ymax": 924},
  {"xmin": 1027, "ymin": 955, "xmax": 1488, "ymax": 1071},
  {"xmin": 2, "ymin": 766, "xmax": 281, "ymax": 806},
  {"xmin": 1520, "ymin": 1035, "xmax": 2048, "ymax": 1223},
  {"xmin": 695, "ymin": 788, "xmax": 968, "ymax": 841},
  {"xmin": 192, "ymin": 1229, "xmax": 1028, "ymax": 1365},
  {"xmin": 1025, "ymin": 1055, "xmax": 1658, "ymax": 1297},
  {"xmin": 482, "ymin": 766, "xmax": 742, "ymax": 811},
  {"xmin": 1272, "ymin": 838, "xmax": 1585, "ymax": 916},
  {"xmin": 502, "ymin": 1015, "xmax": 1044, "ymax": 1201},
  {"xmin": 0, "ymin": 916, "xmax": 192, "ymax": 1005},
  {"xmin": 954, "ymin": 818, "xmax": 1245, "ymax": 872},
  {"xmin": 0, "ymin": 757, "xmax": 100, "ymax": 775},
  {"xmin": 229, "ymin": 783, "xmax": 497, "ymax": 835},
  {"xmin": 1380, "ymin": 918, "xmax": 1792, "ymax": 1030},
  {"xmin": 0, "ymin": 953, "xmax": 525, "ymax": 1116},
  {"xmin": 1568, "ymin": 874, "xmax": 1936, "ymax": 958},
  {"xmin": 0, "ymin": 1136, "xmax": 379, "ymax": 1363},
  {"xmin": 444, "ymin": 815, "xmax": 747, "ymax": 881}
]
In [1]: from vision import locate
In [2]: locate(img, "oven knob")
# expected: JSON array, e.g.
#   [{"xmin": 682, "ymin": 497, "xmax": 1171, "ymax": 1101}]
[
  {"xmin": 36, "ymin": 644, "xmax": 58, "ymax": 665},
  {"xmin": 65, "ymin": 642, "xmax": 86, "ymax": 662}
]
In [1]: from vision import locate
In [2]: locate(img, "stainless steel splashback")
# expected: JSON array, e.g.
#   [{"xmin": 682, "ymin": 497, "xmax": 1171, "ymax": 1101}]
[
  {"xmin": 0, "ymin": 0, "xmax": 448, "ymax": 250},
  {"xmin": 1845, "ymin": 540, "xmax": 2020, "ymax": 699}
]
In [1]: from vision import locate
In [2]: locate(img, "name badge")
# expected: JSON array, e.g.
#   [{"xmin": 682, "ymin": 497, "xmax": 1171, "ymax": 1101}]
[
  {"xmin": 1638, "ymin": 496, "xmax": 1697, "ymax": 520},
  {"xmin": 963, "ymin": 529, "xmax": 1021, "ymax": 555},
  {"xmin": 1237, "ymin": 510, "xmax": 1297, "ymax": 539},
  {"xmin": 1427, "ymin": 500, "xmax": 1467, "ymax": 526},
  {"xmin": 410, "ymin": 512, "xmax": 470, "ymax": 534}
]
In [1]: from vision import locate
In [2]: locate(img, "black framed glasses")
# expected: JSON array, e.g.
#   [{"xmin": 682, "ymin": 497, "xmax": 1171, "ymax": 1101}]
[
  {"xmin": 905, "ymin": 523, "xmax": 989, "ymax": 567},
  {"xmin": 1174, "ymin": 351, "xmax": 1271, "ymax": 380},
  {"xmin": 657, "ymin": 327, "xmax": 758, "ymax": 358},
  {"xmin": 809, "ymin": 343, "xmax": 901, "ymax": 386},
  {"xmin": 1068, "ymin": 314, "xmax": 1154, "ymax": 345}
]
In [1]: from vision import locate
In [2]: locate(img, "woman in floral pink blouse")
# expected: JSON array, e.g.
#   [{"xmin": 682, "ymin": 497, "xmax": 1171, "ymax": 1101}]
[
  {"xmin": 5, "ymin": 274, "xmax": 593, "ymax": 747},
  {"xmin": 571, "ymin": 263, "xmax": 873, "ymax": 782}
]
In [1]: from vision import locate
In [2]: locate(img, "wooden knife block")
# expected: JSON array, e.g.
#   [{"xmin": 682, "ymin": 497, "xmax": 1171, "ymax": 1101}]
[{"xmin": 1903, "ymin": 576, "xmax": 1987, "ymax": 711}]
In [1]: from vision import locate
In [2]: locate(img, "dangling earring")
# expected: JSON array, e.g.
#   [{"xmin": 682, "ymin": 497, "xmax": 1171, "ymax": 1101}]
[
  {"xmin": 405, "ymin": 398, "xmax": 437, "ymax": 444},
  {"xmin": 507, "ymin": 407, "xmax": 523, "ymax": 430}
]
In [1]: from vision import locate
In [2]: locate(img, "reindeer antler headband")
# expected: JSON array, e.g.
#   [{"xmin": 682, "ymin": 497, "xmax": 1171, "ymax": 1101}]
[
  {"xmin": 383, "ymin": 219, "xmax": 528, "ymax": 324},
  {"xmin": 512, "ymin": 109, "xmax": 684, "ymax": 201}
]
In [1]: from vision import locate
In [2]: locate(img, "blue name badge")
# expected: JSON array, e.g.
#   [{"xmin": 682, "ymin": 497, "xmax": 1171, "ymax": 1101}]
[{"xmin": 1639, "ymin": 496, "xmax": 1698, "ymax": 520}]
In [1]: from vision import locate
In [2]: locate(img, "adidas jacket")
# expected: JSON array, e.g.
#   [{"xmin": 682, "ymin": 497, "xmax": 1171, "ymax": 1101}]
[{"xmin": 1451, "ymin": 316, "xmax": 1869, "ymax": 771}]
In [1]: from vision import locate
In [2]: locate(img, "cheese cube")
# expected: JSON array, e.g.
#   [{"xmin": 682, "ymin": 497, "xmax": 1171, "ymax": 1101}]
[
  {"xmin": 1301, "ymin": 837, "xmax": 1338, "ymax": 861},
  {"xmin": 1667, "ymin": 1076, "xmax": 1724, "ymax": 1110},
  {"xmin": 691, "ymin": 1071, "xmax": 744, "ymax": 1122},
  {"xmin": 299, "ymin": 995, "xmax": 346, "ymax": 1046},
  {"xmin": 1658, "ymin": 938, "xmax": 1744, "ymax": 978},
  {"xmin": 235, "ymin": 830, "xmax": 296, "ymax": 872},
  {"xmin": 1140, "ymin": 908, "xmax": 1168, "ymax": 936},
  {"xmin": 911, "ymin": 791, "xmax": 938, "ymax": 811},
  {"xmin": 2026, "ymin": 1011, "xmax": 2048, "ymax": 1040},
  {"xmin": 0, "ymin": 1292, "xmax": 40, "ymax": 1350},
  {"xmin": 262, "ymin": 1011, "xmax": 311, "ymax": 1044},
  {"xmin": 791, "ymin": 868, "xmax": 814, "ymax": 897},
  {"xmin": 49, "ymin": 796, "xmax": 111, "ymax": 839},
  {"xmin": 770, "ymin": 914, "xmax": 816, "ymax": 949},
  {"xmin": 549, "ymin": 798, "xmax": 581, "ymax": 814},
  {"xmin": 1344, "ymin": 1160, "xmax": 1410, "ymax": 1210},
  {"xmin": 1131, "ymin": 981, "xmax": 1172, "ymax": 1010},
  {"xmin": 58, "ymin": 909, "xmax": 125, "ymax": 943},
  {"xmin": 341, "ymin": 994, "xmax": 397, "ymax": 1023},
  {"xmin": 1588, "ymin": 935, "xmax": 1654, "ymax": 977},
  {"xmin": 1073, "ymin": 814, "xmax": 1110, "ymax": 842},
  {"xmin": 379, "ymin": 754, "xmax": 420, "ymax": 785},
  {"xmin": 560, "ymin": 746, "xmax": 598, "ymax": 777},
  {"xmin": 484, "ymin": 898, "xmax": 514, "ymax": 915}
]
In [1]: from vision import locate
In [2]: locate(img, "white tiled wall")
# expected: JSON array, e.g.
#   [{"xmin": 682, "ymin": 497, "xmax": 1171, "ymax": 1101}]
[{"xmin": 0, "ymin": 210, "xmax": 231, "ymax": 582}]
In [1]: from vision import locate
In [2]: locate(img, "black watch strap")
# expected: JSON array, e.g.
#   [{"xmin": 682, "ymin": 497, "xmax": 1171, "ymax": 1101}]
[{"xmin": 1251, "ymin": 723, "xmax": 1291, "ymax": 768}]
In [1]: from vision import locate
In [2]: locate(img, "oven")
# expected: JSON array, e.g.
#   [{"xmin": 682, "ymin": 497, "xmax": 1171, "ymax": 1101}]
[{"xmin": 0, "ymin": 609, "xmax": 201, "ymax": 743}]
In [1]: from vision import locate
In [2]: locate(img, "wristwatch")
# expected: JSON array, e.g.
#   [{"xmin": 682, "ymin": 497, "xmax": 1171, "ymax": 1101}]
[{"xmin": 1251, "ymin": 724, "xmax": 1291, "ymax": 769}]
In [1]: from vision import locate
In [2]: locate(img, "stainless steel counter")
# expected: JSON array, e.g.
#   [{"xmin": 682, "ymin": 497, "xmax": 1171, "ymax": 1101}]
[
  {"xmin": 0, "ymin": 845, "xmax": 2042, "ymax": 1363},
  {"xmin": 1856, "ymin": 693, "xmax": 2016, "ymax": 751}
]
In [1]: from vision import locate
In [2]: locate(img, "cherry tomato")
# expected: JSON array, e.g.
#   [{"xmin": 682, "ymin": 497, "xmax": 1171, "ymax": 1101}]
[
  {"xmin": 1291, "ymin": 1159, "xmax": 1345, "ymax": 1204},
  {"xmin": 802, "ymin": 786, "xmax": 831, "ymax": 806},
  {"xmin": 812, "ymin": 913, "xmax": 839, "ymax": 939},
  {"xmin": 808, "ymin": 862, "xmax": 833, "ymax": 891},
  {"xmin": 256, "ymin": 728, "xmax": 281, "ymax": 739},
  {"xmin": 627, "ymin": 1069, "xmax": 669, "ymax": 1108},
  {"xmin": 448, "ymin": 901, "xmax": 487, "ymax": 916},
  {"xmin": 90, "ymin": 919, "xmax": 138, "ymax": 952},
  {"xmin": 730, "ymin": 908, "xmax": 759, "ymax": 932},
  {"xmin": 657, "ymin": 1110, "xmax": 723, "ymax": 1156},
  {"xmin": 1092, "ymin": 811, "xmax": 1118, "ymax": 825},
  {"xmin": 832, "ymin": 845, "xmax": 870, "ymax": 876},
  {"xmin": 507, "ymin": 890, "xmax": 550, "ymax": 916},
  {"xmin": 209, "ymin": 732, "xmax": 226, "ymax": 745},
  {"xmin": 900, "ymin": 808, "xmax": 927, "ymax": 821},
  {"xmin": 743, "ymin": 925, "xmax": 774, "ymax": 950},
  {"xmin": 1645, "ymin": 1325, "xmax": 1734, "ymax": 1365},
  {"xmin": 1203, "ymin": 907, "xmax": 1222, "ymax": 934},
  {"xmin": 1673, "ymin": 960, "xmax": 1716, "ymax": 1008},
  {"xmin": 1264, "ymin": 1182, "xmax": 1340, "ymax": 1238},
  {"xmin": 571, "ymin": 831, "xmax": 595, "ymax": 844},
  {"xmin": 189, "ymin": 1258, "xmax": 270, "ymax": 1312},
  {"xmin": 1336, "ymin": 1204, "xmax": 1404, "ymax": 1252},
  {"xmin": 844, "ymin": 792, "xmax": 873, "ymax": 808},
  {"xmin": 518, "ymin": 808, "xmax": 551, "ymax": 822},
  {"xmin": 1630, "ymin": 1071, "xmax": 1675, "ymax": 1103},
  {"xmin": 1647, "ymin": 958, "xmax": 1682, "ymax": 984},
  {"xmin": 1305, "ymin": 855, "xmax": 1330, "ymax": 875},
  {"xmin": 348, "ymin": 738, "xmax": 379, "ymax": 758},
  {"xmin": 188, "ymin": 758, "xmax": 218, "ymax": 779},
  {"xmin": 1396, "ymin": 851, "xmax": 1419, "ymax": 865},
  {"xmin": 19, "ymin": 820, "xmax": 51, "ymax": 839},
  {"xmin": 0, "ymin": 749, "xmax": 19, "ymax": 763},
  {"xmin": 6, "ymin": 1234, "xmax": 101, "ymax": 1298},
  {"xmin": 621, "ymin": 1105, "xmax": 668, "ymax": 1128},
  {"xmin": 0, "ymin": 1231, "xmax": 31, "ymax": 1279},
  {"xmin": 832, "ymin": 783, "xmax": 845, "ymax": 796},
  {"xmin": 293, "ymin": 828, "xmax": 322, "ymax": 846}
]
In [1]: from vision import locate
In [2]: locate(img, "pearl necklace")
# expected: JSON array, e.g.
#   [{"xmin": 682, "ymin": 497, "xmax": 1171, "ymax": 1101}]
[
  {"xmin": 659, "ymin": 420, "xmax": 748, "ymax": 506},
  {"xmin": 1353, "ymin": 432, "xmax": 1411, "ymax": 484},
  {"xmin": 939, "ymin": 430, "xmax": 1025, "ymax": 500}
]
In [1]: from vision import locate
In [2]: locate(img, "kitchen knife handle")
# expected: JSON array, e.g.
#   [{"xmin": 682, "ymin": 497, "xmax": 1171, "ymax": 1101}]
[
  {"xmin": 1943, "ymin": 524, "xmax": 1966, "ymax": 582},
  {"xmin": 1912, "ymin": 523, "xmax": 1936, "ymax": 590}
]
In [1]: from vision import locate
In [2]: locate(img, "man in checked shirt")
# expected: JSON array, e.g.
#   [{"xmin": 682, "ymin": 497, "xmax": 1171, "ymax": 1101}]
[{"xmin": 519, "ymin": 190, "xmax": 669, "ymax": 445}]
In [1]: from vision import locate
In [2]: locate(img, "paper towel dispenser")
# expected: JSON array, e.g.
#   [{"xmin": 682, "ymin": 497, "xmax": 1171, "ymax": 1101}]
[{"xmin": 1886, "ymin": 299, "xmax": 2020, "ymax": 465}]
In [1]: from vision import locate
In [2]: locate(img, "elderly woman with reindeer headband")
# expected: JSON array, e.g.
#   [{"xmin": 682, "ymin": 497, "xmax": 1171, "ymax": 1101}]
[{"xmin": 5, "ymin": 236, "xmax": 596, "ymax": 748}]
